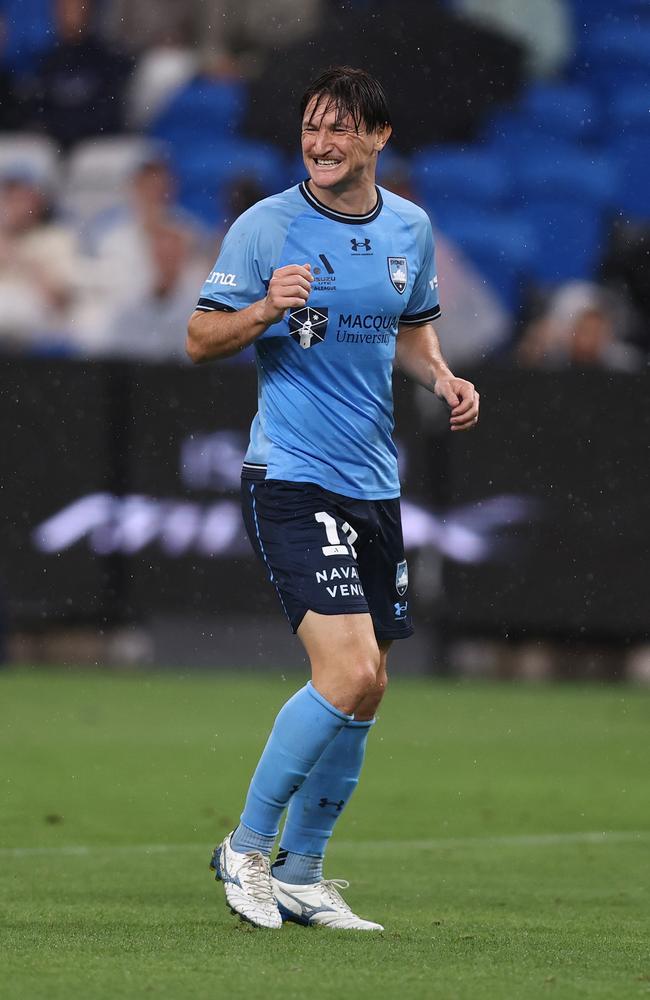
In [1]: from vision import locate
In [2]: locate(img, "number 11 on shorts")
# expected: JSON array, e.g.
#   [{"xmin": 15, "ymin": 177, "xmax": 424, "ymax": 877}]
[{"xmin": 315, "ymin": 511, "xmax": 358, "ymax": 559}]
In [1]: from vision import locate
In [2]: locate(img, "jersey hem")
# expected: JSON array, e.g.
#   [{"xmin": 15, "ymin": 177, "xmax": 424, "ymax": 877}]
[{"xmin": 241, "ymin": 466, "xmax": 401, "ymax": 500}]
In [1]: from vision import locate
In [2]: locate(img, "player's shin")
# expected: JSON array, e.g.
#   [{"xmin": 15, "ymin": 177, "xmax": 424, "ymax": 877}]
[
  {"xmin": 230, "ymin": 682, "xmax": 352, "ymax": 856},
  {"xmin": 272, "ymin": 717, "xmax": 374, "ymax": 883}
]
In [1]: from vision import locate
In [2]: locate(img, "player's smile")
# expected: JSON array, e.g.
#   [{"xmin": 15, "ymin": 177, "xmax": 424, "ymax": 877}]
[{"xmin": 301, "ymin": 96, "xmax": 391, "ymax": 211}]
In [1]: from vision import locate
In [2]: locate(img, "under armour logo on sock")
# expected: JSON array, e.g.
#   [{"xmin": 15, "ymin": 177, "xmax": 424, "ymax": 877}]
[{"xmin": 318, "ymin": 797, "xmax": 345, "ymax": 812}]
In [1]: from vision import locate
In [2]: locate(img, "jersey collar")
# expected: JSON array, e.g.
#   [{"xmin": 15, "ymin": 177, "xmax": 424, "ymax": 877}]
[{"xmin": 299, "ymin": 180, "xmax": 383, "ymax": 225}]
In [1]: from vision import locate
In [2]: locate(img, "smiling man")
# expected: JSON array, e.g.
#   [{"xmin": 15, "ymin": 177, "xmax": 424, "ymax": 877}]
[{"xmin": 187, "ymin": 66, "xmax": 479, "ymax": 931}]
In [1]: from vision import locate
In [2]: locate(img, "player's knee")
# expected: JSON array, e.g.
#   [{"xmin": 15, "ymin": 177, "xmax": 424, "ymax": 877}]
[{"xmin": 347, "ymin": 653, "xmax": 381, "ymax": 704}]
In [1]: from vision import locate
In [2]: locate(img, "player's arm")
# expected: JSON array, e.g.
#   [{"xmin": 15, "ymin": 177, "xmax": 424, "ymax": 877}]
[
  {"xmin": 186, "ymin": 264, "xmax": 313, "ymax": 362},
  {"xmin": 396, "ymin": 321, "xmax": 479, "ymax": 432}
]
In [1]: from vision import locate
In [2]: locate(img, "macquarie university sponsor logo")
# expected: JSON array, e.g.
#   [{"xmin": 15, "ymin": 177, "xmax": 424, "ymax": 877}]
[
  {"xmin": 388, "ymin": 256, "xmax": 408, "ymax": 294},
  {"xmin": 205, "ymin": 270, "xmax": 237, "ymax": 287},
  {"xmin": 336, "ymin": 311, "xmax": 399, "ymax": 345},
  {"xmin": 395, "ymin": 559, "xmax": 409, "ymax": 596},
  {"xmin": 289, "ymin": 305, "xmax": 329, "ymax": 349}
]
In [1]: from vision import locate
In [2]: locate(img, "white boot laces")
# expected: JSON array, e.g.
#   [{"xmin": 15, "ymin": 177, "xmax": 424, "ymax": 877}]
[
  {"xmin": 321, "ymin": 878, "xmax": 352, "ymax": 912},
  {"xmin": 240, "ymin": 852, "xmax": 275, "ymax": 905}
]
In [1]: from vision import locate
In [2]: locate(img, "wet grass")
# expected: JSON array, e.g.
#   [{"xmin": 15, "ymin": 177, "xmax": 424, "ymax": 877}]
[{"xmin": 1, "ymin": 670, "xmax": 648, "ymax": 999}]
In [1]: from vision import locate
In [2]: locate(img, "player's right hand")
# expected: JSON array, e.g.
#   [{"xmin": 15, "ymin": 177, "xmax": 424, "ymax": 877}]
[{"xmin": 260, "ymin": 263, "xmax": 313, "ymax": 325}]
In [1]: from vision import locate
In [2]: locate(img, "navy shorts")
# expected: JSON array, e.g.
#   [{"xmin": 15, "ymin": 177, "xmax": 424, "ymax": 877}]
[{"xmin": 241, "ymin": 478, "xmax": 413, "ymax": 641}]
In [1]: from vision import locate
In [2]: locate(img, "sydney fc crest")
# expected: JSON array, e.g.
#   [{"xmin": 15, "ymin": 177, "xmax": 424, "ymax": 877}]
[
  {"xmin": 395, "ymin": 559, "xmax": 409, "ymax": 596},
  {"xmin": 289, "ymin": 305, "xmax": 329, "ymax": 349},
  {"xmin": 388, "ymin": 256, "xmax": 408, "ymax": 294}
]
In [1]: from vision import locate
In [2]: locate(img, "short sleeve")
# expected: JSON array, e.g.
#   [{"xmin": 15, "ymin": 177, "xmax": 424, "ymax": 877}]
[
  {"xmin": 195, "ymin": 209, "xmax": 271, "ymax": 313},
  {"xmin": 400, "ymin": 218, "xmax": 441, "ymax": 325}
]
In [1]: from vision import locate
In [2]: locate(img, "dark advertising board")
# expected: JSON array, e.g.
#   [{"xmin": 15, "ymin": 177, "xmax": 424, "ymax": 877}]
[
  {"xmin": 444, "ymin": 369, "xmax": 650, "ymax": 640},
  {"xmin": 1, "ymin": 360, "xmax": 648, "ymax": 639}
]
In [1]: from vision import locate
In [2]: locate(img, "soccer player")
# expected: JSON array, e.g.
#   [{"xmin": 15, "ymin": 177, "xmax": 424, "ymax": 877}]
[{"xmin": 187, "ymin": 66, "xmax": 479, "ymax": 930}]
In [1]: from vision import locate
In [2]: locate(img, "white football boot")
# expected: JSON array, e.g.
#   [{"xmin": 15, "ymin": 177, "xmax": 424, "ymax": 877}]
[
  {"xmin": 272, "ymin": 876, "xmax": 384, "ymax": 931},
  {"xmin": 210, "ymin": 833, "xmax": 282, "ymax": 929}
]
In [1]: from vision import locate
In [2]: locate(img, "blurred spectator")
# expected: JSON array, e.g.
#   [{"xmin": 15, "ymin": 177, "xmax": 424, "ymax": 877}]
[
  {"xmin": 96, "ymin": 222, "xmax": 206, "ymax": 361},
  {"xmin": 434, "ymin": 231, "xmax": 512, "ymax": 368},
  {"xmin": 601, "ymin": 221, "xmax": 650, "ymax": 358},
  {"xmin": 101, "ymin": 1, "xmax": 194, "ymax": 53},
  {"xmin": 194, "ymin": 0, "xmax": 322, "ymax": 75},
  {"xmin": 127, "ymin": 43, "xmax": 198, "ymax": 130},
  {"xmin": 70, "ymin": 152, "xmax": 208, "ymax": 348},
  {"xmin": 103, "ymin": 0, "xmax": 321, "ymax": 75},
  {"xmin": 453, "ymin": 0, "xmax": 573, "ymax": 79},
  {"xmin": 91, "ymin": 153, "xmax": 206, "ymax": 287},
  {"xmin": 24, "ymin": 0, "xmax": 133, "ymax": 148},
  {"xmin": 515, "ymin": 281, "xmax": 641, "ymax": 372},
  {"xmin": 0, "ymin": 164, "xmax": 79, "ymax": 352}
]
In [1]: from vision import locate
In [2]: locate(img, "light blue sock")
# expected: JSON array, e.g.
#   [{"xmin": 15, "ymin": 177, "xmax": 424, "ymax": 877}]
[
  {"xmin": 230, "ymin": 682, "xmax": 352, "ymax": 856},
  {"xmin": 272, "ymin": 717, "xmax": 374, "ymax": 883}
]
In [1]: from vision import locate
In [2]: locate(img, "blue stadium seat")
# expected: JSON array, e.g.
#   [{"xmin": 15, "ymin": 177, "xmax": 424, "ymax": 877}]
[
  {"xmin": 609, "ymin": 134, "xmax": 650, "ymax": 219},
  {"xmin": 1, "ymin": 0, "xmax": 54, "ymax": 74},
  {"xmin": 431, "ymin": 205, "xmax": 538, "ymax": 309},
  {"xmin": 520, "ymin": 200, "xmax": 607, "ymax": 284},
  {"xmin": 608, "ymin": 85, "xmax": 650, "ymax": 136},
  {"xmin": 575, "ymin": 21, "xmax": 650, "ymax": 92},
  {"xmin": 411, "ymin": 147, "xmax": 511, "ymax": 209},
  {"xmin": 173, "ymin": 140, "xmax": 287, "ymax": 227},
  {"xmin": 517, "ymin": 82, "xmax": 601, "ymax": 142},
  {"xmin": 149, "ymin": 78, "xmax": 248, "ymax": 149},
  {"xmin": 514, "ymin": 148, "xmax": 618, "ymax": 206}
]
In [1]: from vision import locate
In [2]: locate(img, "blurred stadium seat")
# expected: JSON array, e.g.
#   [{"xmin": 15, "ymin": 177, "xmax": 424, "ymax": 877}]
[
  {"xmin": 609, "ymin": 134, "xmax": 650, "ymax": 219},
  {"xmin": 608, "ymin": 85, "xmax": 650, "ymax": 136},
  {"xmin": 521, "ymin": 200, "xmax": 607, "ymax": 283},
  {"xmin": 576, "ymin": 21, "xmax": 650, "ymax": 91},
  {"xmin": 516, "ymin": 81, "xmax": 601, "ymax": 142},
  {"xmin": 412, "ymin": 148, "xmax": 511, "ymax": 208},
  {"xmin": 514, "ymin": 148, "xmax": 618, "ymax": 204},
  {"xmin": 431, "ymin": 206, "xmax": 537, "ymax": 308},
  {"xmin": 148, "ymin": 77, "xmax": 248, "ymax": 147},
  {"xmin": 172, "ymin": 140, "xmax": 288, "ymax": 226},
  {"xmin": 62, "ymin": 137, "xmax": 161, "ymax": 224}
]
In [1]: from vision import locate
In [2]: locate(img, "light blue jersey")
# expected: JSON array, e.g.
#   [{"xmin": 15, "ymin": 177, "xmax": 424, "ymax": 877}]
[{"xmin": 196, "ymin": 181, "xmax": 440, "ymax": 499}]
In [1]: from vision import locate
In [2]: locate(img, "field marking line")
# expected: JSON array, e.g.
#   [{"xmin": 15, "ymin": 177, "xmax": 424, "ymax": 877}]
[{"xmin": 2, "ymin": 830, "xmax": 649, "ymax": 859}]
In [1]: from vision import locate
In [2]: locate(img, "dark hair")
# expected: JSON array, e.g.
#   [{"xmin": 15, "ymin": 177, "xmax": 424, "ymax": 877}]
[{"xmin": 300, "ymin": 66, "xmax": 391, "ymax": 133}]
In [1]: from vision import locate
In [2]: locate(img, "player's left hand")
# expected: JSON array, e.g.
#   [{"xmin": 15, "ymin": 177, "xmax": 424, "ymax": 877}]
[{"xmin": 434, "ymin": 377, "xmax": 480, "ymax": 432}]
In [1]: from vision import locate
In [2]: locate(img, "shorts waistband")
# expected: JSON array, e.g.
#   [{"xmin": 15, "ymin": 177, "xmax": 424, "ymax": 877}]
[{"xmin": 241, "ymin": 462, "xmax": 267, "ymax": 482}]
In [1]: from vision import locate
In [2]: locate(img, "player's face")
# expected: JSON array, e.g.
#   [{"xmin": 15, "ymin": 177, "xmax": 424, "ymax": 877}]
[{"xmin": 301, "ymin": 97, "xmax": 390, "ymax": 195}]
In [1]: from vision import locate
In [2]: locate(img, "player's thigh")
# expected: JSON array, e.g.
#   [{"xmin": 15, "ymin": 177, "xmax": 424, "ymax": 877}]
[
  {"xmin": 356, "ymin": 499, "xmax": 413, "ymax": 642},
  {"xmin": 241, "ymin": 479, "xmax": 370, "ymax": 634},
  {"xmin": 298, "ymin": 609, "xmax": 380, "ymax": 714}
]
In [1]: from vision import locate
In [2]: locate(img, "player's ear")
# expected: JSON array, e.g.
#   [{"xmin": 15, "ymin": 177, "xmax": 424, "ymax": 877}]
[{"xmin": 375, "ymin": 123, "xmax": 392, "ymax": 151}]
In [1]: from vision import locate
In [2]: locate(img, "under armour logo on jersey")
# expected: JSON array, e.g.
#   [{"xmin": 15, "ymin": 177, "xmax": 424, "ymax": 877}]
[
  {"xmin": 394, "ymin": 601, "xmax": 408, "ymax": 620},
  {"xmin": 288, "ymin": 305, "xmax": 329, "ymax": 349},
  {"xmin": 351, "ymin": 238, "xmax": 372, "ymax": 253}
]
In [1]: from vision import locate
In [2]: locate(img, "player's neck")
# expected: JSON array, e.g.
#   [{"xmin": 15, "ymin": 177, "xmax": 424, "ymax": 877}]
[{"xmin": 306, "ymin": 178, "xmax": 379, "ymax": 217}]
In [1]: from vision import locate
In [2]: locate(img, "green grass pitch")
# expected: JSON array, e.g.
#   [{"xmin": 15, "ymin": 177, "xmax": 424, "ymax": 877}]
[{"xmin": 1, "ymin": 669, "xmax": 649, "ymax": 1000}]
